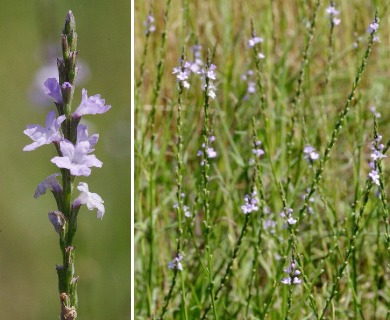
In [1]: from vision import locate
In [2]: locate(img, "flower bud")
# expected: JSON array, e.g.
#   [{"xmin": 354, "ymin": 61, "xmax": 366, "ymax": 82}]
[{"xmin": 48, "ymin": 210, "xmax": 66, "ymax": 234}]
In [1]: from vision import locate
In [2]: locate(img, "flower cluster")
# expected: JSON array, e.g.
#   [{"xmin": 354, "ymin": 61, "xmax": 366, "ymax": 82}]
[
  {"xmin": 24, "ymin": 77, "xmax": 110, "ymax": 219},
  {"xmin": 281, "ymin": 260, "xmax": 302, "ymax": 285},
  {"xmin": 368, "ymin": 134, "xmax": 386, "ymax": 186},
  {"xmin": 241, "ymin": 191, "xmax": 259, "ymax": 215},
  {"xmin": 197, "ymin": 135, "xmax": 217, "ymax": 166},
  {"xmin": 368, "ymin": 17, "xmax": 380, "ymax": 42},
  {"xmin": 303, "ymin": 145, "xmax": 319, "ymax": 165},
  {"xmin": 173, "ymin": 193, "xmax": 192, "ymax": 218},
  {"xmin": 172, "ymin": 62, "xmax": 192, "ymax": 89},
  {"xmin": 325, "ymin": 4, "xmax": 341, "ymax": 26},
  {"xmin": 168, "ymin": 254, "xmax": 183, "ymax": 271},
  {"xmin": 171, "ymin": 45, "xmax": 206, "ymax": 91},
  {"xmin": 280, "ymin": 208, "xmax": 297, "ymax": 226},
  {"xmin": 200, "ymin": 63, "xmax": 217, "ymax": 99},
  {"xmin": 241, "ymin": 69, "xmax": 256, "ymax": 96},
  {"xmin": 144, "ymin": 15, "xmax": 156, "ymax": 34}
]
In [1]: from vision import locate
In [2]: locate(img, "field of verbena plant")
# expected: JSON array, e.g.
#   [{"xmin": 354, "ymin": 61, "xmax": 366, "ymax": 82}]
[{"xmin": 135, "ymin": 1, "xmax": 390, "ymax": 319}]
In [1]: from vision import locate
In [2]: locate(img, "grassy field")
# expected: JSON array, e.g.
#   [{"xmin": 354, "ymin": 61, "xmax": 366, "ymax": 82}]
[{"xmin": 135, "ymin": 0, "xmax": 390, "ymax": 319}]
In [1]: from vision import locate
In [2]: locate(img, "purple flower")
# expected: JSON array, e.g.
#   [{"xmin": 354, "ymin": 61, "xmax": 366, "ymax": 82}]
[
  {"xmin": 51, "ymin": 140, "xmax": 102, "ymax": 176},
  {"xmin": 206, "ymin": 147, "xmax": 217, "ymax": 158},
  {"xmin": 23, "ymin": 110, "xmax": 66, "ymax": 151},
  {"xmin": 252, "ymin": 141, "xmax": 265, "ymax": 158},
  {"xmin": 76, "ymin": 124, "xmax": 99, "ymax": 152},
  {"xmin": 197, "ymin": 135, "xmax": 218, "ymax": 164},
  {"xmin": 168, "ymin": 254, "xmax": 183, "ymax": 271},
  {"xmin": 144, "ymin": 15, "xmax": 156, "ymax": 33},
  {"xmin": 44, "ymin": 78, "xmax": 63, "ymax": 104},
  {"xmin": 241, "ymin": 191, "xmax": 259, "ymax": 214},
  {"xmin": 247, "ymin": 81, "xmax": 256, "ymax": 94},
  {"xmin": 368, "ymin": 21, "xmax": 379, "ymax": 34},
  {"xmin": 73, "ymin": 182, "xmax": 105, "ymax": 219},
  {"xmin": 72, "ymin": 89, "xmax": 111, "ymax": 118},
  {"xmin": 34, "ymin": 173, "xmax": 62, "ymax": 198},
  {"xmin": 369, "ymin": 169, "xmax": 380, "ymax": 186},
  {"xmin": 325, "ymin": 5, "xmax": 341, "ymax": 26},
  {"xmin": 247, "ymin": 36, "xmax": 263, "ymax": 48},
  {"xmin": 303, "ymin": 145, "xmax": 319, "ymax": 163}
]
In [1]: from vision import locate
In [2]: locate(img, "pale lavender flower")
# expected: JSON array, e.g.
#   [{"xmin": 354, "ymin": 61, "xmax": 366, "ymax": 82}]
[
  {"xmin": 51, "ymin": 140, "xmax": 102, "ymax": 176},
  {"xmin": 241, "ymin": 191, "xmax": 259, "ymax": 215},
  {"xmin": 198, "ymin": 136, "xmax": 217, "ymax": 165},
  {"xmin": 280, "ymin": 208, "xmax": 296, "ymax": 226},
  {"xmin": 76, "ymin": 124, "xmax": 99, "ymax": 152},
  {"xmin": 189, "ymin": 59, "xmax": 203, "ymax": 74},
  {"xmin": 29, "ymin": 60, "xmax": 90, "ymax": 107},
  {"xmin": 247, "ymin": 81, "xmax": 256, "ymax": 94},
  {"xmin": 373, "ymin": 36, "xmax": 380, "ymax": 43},
  {"xmin": 252, "ymin": 141, "xmax": 265, "ymax": 158},
  {"xmin": 23, "ymin": 110, "xmax": 66, "ymax": 151},
  {"xmin": 326, "ymin": 4, "xmax": 341, "ymax": 26},
  {"xmin": 206, "ymin": 64, "xmax": 217, "ymax": 80},
  {"xmin": 369, "ymin": 170, "xmax": 380, "ymax": 186},
  {"xmin": 72, "ymin": 89, "xmax": 111, "ymax": 118},
  {"xmin": 325, "ymin": 6, "xmax": 340, "ymax": 16},
  {"xmin": 34, "ymin": 173, "xmax": 62, "ymax": 198},
  {"xmin": 258, "ymin": 53, "xmax": 265, "ymax": 59},
  {"xmin": 44, "ymin": 78, "xmax": 63, "ymax": 104},
  {"xmin": 368, "ymin": 21, "xmax": 379, "ymax": 34},
  {"xmin": 303, "ymin": 145, "xmax": 319, "ymax": 163},
  {"xmin": 333, "ymin": 18, "xmax": 341, "ymax": 25},
  {"xmin": 200, "ymin": 64, "xmax": 217, "ymax": 99},
  {"xmin": 206, "ymin": 147, "xmax": 217, "ymax": 159},
  {"xmin": 371, "ymin": 149, "xmax": 386, "ymax": 161},
  {"xmin": 168, "ymin": 254, "xmax": 183, "ymax": 271},
  {"xmin": 144, "ymin": 15, "xmax": 156, "ymax": 33},
  {"xmin": 248, "ymin": 36, "xmax": 263, "ymax": 48},
  {"xmin": 73, "ymin": 182, "xmax": 105, "ymax": 219}
]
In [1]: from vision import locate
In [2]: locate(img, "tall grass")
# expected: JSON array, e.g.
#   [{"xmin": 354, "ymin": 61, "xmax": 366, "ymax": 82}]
[{"xmin": 135, "ymin": 1, "xmax": 390, "ymax": 318}]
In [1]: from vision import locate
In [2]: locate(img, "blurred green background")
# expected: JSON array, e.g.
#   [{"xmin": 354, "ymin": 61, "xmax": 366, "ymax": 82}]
[{"xmin": 0, "ymin": 0, "xmax": 130, "ymax": 319}]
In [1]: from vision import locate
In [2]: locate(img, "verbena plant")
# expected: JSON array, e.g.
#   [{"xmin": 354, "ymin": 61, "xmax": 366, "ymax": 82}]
[
  {"xmin": 135, "ymin": 1, "xmax": 389, "ymax": 319},
  {"xmin": 23, "ymin": 11, "xmax": 110, "ymax": 319}
]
